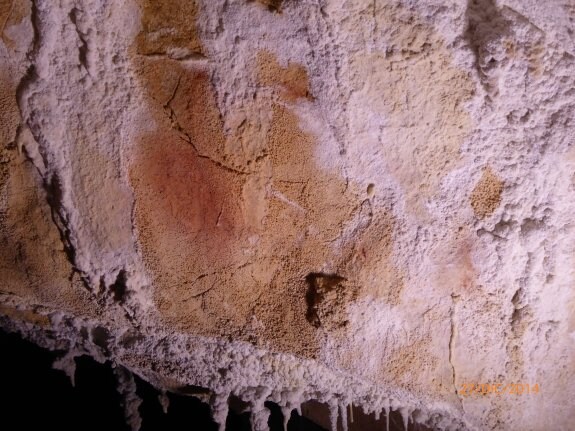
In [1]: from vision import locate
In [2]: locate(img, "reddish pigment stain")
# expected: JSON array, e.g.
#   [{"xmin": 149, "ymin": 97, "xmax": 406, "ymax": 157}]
[{"xmin": 130, "ymin": 66, "xmax": 245, "ymax": 268}]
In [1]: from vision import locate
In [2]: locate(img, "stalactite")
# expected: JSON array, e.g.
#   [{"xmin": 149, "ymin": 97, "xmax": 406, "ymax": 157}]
[
  {"xmin": 328, "ymin": 398, "xmax": 339, "ymax": 431},
  {"xmin": 210, "ymin": 391, "xmax": 230, "ymax": 431},
  {"xmin": 399, "ymin": 406, "xmax": 409, "ymax": 431},
  {"xmin": 280, "ymin": 405, "xmax": 292, "ymax": 431},
  {"xmin": 383, "ymin": 398, "xmax": 390, "ymax": 431},
  {"xmin": 339, "ymin": 402, "xmax": 348, "ymax": 431},
  {"xmin": 349, "ymin": 402, "xmax": 354, "ymax": 424},
  {"xmin": 158, "ymin": 390, "xmax": 170, "ymax": 414},
  {"xmin": 52, "ymin": 350, "xmax": 78, "ymax": 387},
  {"xmin": 113, "ymin": 366, "xmax": 143, "ymax": 431}
]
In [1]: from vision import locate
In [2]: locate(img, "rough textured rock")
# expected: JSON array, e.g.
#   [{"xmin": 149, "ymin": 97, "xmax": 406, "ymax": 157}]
[{"xmin": 1, "ymin": 0, "xmax": 574, "ymax": 430}]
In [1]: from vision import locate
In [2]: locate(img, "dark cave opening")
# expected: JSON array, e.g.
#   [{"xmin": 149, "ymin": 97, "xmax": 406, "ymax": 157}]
[
  {"xmin": 0, "ymin": 329, "xmax": 329, "ymax": 431},
  {"xmin": 0, "ymin": 329, "xmax": 423, "ymax": 430}
]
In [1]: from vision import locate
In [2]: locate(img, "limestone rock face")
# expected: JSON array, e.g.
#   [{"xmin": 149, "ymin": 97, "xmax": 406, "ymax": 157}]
[{"xmin": 1, "ymin": 0, "xmax": 574, "ymax": 429}]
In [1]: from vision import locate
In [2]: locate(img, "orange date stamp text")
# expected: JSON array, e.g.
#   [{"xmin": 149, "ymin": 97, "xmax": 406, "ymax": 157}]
[{"xmin": 459, "ymin": 383, "xmax": 540, "ymax": 397}]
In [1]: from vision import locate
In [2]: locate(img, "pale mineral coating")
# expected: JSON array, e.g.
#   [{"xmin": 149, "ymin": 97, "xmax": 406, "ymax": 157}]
[{"xmin": 1, "ymin": 0, "xmax": 574, "ymax": 430}]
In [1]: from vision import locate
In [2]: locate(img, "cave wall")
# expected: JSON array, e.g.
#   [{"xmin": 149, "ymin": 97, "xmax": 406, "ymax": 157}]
[{"xmin": 1, "ymin": 0, "xmax": 574, "ymax": 430}]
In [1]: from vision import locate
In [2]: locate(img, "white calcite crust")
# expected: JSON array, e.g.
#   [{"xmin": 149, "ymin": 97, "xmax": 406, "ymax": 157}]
[{"xmin": 1, "ymin": 0, "xmax": 574, "ymax": 430}]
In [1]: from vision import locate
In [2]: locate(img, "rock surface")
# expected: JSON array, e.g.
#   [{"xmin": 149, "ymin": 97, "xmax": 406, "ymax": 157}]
[{"xmin": 1, "ymin": 0, "xmax": 574, "ymax": 429}]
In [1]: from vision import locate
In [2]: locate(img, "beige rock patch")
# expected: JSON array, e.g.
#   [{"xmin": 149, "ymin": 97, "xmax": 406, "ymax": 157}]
[
  {"xmin": 350, "ymin": 3, "xmax": 475, "ymax": 219},
  {"xmin": 129, "ymin": 58, "xmax": 323, "ymax": 357},
  {"xmin": 0, "ymin": 0, "xmax": 29, "ymax": 47},
  {"xmin": 470, "ymin": 166, "xmax": 504, "ymax": 218},
  {"xmin": 135, "ymin": 0, "xmax": 202, "ymax": 56},
  {"xmin": 128, "ymin": 6, "xmax": 408, "ymax": 359},
  {"xmin": 129, "ymin": 60, "xmax": 249, "ymax": 330},
  {"xmin": 129, "ymin": 53, "xmax": 389, "ymax": 357},
  {"xmin": 0, "ymin": 304, "xmax": 51, "ymax": 327},
  {"xmin": 0, "ymin": 67, "xmax": 21, "ymax": 150},
  {"xmin": 2, "ymin": 18, "xmax": 94, "ymax": 314},
  {"xmin": 257, "ymin": 50, "xmax": 312, "ymax": 102},
  {"xmin": 0, "ymin": 150, "xmax": 96, "ymax": 316}
]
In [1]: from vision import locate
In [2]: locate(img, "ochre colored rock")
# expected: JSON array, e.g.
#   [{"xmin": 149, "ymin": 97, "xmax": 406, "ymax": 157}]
[{"xmin": 1, "ymin": 1, "xmax": 574, "ymax": 430}]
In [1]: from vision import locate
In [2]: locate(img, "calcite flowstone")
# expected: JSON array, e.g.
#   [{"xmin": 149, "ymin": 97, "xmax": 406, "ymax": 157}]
[{"xmin": 1, "ymin": 0, "xmax": 574, "ymax": 430}]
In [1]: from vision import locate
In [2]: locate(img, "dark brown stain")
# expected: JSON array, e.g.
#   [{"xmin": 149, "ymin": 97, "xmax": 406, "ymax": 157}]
[{"xmin": 305, "ymin": 273, "xmax": 347, "ymax": 328}]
